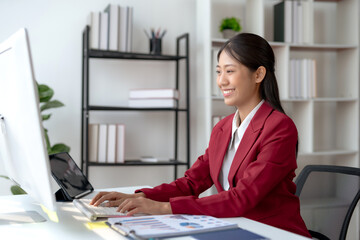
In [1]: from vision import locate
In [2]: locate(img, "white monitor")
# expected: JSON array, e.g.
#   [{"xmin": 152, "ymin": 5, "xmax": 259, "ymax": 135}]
[{"xmin": 0, "ymin": 28, "xmax": 57, "ymax": 215}]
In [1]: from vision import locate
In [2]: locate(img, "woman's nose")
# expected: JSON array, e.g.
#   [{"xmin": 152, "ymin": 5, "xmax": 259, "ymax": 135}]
[{"xmin": 217, "ymin": 73, "xmax": 227, "ymax": 87}]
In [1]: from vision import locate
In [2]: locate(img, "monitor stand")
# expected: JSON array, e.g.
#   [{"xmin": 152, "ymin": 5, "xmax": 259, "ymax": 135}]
[{"xmin": 0, "ymin": 211, "xmax": 46, "ymax": 225}]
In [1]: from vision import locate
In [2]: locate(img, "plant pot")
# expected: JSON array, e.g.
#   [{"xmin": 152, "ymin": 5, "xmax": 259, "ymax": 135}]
[{"xmin": 222, "ymin": 29, "xmax": 237, "ymax": 39}]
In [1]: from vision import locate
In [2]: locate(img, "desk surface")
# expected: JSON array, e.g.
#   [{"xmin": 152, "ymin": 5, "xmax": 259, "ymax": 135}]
[{"xmin": 0, "ymin": 186, "xmax": 311, "ymax": 240}]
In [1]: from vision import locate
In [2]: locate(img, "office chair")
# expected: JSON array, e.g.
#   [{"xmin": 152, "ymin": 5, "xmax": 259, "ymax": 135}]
[{"xmin": 295, "ymin": 165, "xmax": 360, "ymax": 240}]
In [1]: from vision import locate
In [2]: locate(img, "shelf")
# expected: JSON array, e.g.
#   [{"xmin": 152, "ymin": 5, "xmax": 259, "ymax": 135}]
[
  {"xmin": 288, "ymin": 43, "xmax": 357, "ymax": 51},
  {"xmin": 299, "ymin": 150, "xmax": 358, "ymax": 157},
  {"xmin": 88, "ymin": 160, "xmax": 188, "ymax": 166},
  {"xmin": 81, "ymin": 28, "xmax": 190, "ymax": 180},
  {"xmin": 87, "ymin": 105, "xmax": 188, "ymax": 112},
  {"xmin": 212, "ymin": 38, "xmax": 356, "ymax": 51},
  {"xmin": 88, "ymin": 49, "xmax": 187, "ymax": 61},
  {"xmin": 214, "ymin": 97, "xmax": 358, "ymax": 103},
  {"xmin": 281, "ymin": 97, "xmax": 358, "ymax": 102}
]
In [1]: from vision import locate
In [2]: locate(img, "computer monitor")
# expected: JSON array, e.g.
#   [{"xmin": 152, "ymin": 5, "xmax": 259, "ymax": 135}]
[{"xmin": 0, "ymin": 28, "xmax": 57, "ymax": 217}]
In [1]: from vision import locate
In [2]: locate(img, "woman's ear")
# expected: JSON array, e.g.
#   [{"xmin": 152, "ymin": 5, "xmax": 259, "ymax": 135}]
[{"xmin": 255, "ymin": 66, "xmax": 266, "ymax": 84}]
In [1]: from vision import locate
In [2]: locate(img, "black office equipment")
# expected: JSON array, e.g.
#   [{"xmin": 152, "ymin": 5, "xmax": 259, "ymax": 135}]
[
  {"xmin": 295, "ymin": 165, "xmax": 360, "ymax": 240},
  {"xmin": 49, "ymin": 152, "xmax": 94, "ymax": 201}
]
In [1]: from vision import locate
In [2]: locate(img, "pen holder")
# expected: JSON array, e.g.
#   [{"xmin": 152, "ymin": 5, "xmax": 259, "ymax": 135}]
[{"xmin": 150, "ymin": 38, "xmax": 162, "ymax": 55}]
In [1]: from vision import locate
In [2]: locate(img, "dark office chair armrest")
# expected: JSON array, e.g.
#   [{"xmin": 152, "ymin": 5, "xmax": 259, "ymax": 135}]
[{"xmin": 309, "ymin": 229, "xmax": 330, "ymax": 240}]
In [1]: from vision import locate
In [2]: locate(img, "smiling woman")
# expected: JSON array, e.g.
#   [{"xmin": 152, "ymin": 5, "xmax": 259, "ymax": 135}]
[
  {"xmin": 90, "ymin": 33, "xmax": 311, "ymax": 238},
  {"xmin": 216, "ymin": 33, "xmax": 283, "ymax": 116}
]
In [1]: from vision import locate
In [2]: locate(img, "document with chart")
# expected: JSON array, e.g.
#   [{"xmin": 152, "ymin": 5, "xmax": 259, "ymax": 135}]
[{"xmin": 106, "ymin": 214, "xmax": 240, "ymax": 239}]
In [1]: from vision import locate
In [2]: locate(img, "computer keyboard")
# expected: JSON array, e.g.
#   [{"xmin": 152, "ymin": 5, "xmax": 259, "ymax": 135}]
[{"xmin": 73, "ymin": 198, "xmax": 127, "ymax": 221}]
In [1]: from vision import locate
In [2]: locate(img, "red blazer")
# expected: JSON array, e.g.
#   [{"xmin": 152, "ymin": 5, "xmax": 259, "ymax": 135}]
[{"xmin": 137, "ymin": 102, "xmax": 310, "ymax": 238}]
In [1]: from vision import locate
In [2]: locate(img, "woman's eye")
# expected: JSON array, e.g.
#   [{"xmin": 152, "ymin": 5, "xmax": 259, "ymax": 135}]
[
  {"xmin": 216, "ymin": 70, "xmax": 220, "ymax": 74},
  {"xmin": 226, "ymin": 70, "xmax": 234, "ymax": 73}
]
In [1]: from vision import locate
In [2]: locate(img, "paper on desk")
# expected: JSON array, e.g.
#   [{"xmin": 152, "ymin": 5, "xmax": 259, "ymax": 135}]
[{"xmin": 107, "ymin": 214, "xmax": 238, "ymax": 239}]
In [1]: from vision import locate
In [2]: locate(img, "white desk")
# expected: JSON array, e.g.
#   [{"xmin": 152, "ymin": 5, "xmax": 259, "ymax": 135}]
[{"xmin": 0, "ymin": 186, "xmax": 311, "ymax": 240}]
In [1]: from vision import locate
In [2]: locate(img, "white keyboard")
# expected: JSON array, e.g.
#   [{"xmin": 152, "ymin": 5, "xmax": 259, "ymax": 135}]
[{"xmin": 73, "ymin": 198, "xmax": 126, "ymax": 221}]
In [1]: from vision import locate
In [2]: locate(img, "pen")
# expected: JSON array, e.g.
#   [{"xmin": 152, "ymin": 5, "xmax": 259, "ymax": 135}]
[
  {"xmin": 160, "ymin": 29, "xmax": 167, "ymax": 39},
  {"xmin": 143, "ymin": 29, "xmax": 150, "ymax": 39},
  {"xmin": 156, "ymin": 28, "xmax": 161, "ymax": 38},
  {"xmin": 151, "ymin": 28, "xmax": 155, "ymax": 39}
]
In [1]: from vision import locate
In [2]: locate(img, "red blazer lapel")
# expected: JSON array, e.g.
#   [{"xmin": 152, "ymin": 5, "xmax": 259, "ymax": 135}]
[
  {"xmin": 211, "ymin": 116, "xmax": 232, "ymax": 191},
  {"xmin": 227, "ymin": 102, "xmax": 274, "ymax": 186}
]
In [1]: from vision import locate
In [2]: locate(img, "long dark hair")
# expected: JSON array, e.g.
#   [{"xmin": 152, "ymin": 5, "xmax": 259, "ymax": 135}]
[
  {"xmin": 217, "ymin": 33, "xmax": 285, "ymax": 114},
  {"xmin": 217, "ymin": 33, "xmax": 300, "ymax": 156}
]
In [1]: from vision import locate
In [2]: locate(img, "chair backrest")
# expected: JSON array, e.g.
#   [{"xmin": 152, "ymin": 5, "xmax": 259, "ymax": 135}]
[{"xmin": 295, "ymin": 165, "xmax": 360, "ymax": 240}]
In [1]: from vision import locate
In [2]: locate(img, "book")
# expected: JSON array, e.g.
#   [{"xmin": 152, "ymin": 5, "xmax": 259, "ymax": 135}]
[
  {"xmin": 301, "ymin": 58, "xmax": 308, "ymax": 99},
  {"xmin": 289, "ymin": 58, "xmax": 317, "ymax": 99},
  {"xmin": 311, "ymin": 59, "xmax": 317, "ymax": 97},
  {"xmin": 88, "ymin": 12, "xmax": 100, "ymax": 49},
  {"xmin": 99, "ymin": 12, "xmax": 109, "ymax": 50},
  {"xmin": 212, "ymin": 49, "xmax": 222, "ymax": 97},
  {"xmin": 119, "ymin": 6, "xmax": 128, "ymax": 52},
  {"xmin": 302, "ymin": 0, "xmax": 314, "ymax": 44},
  {"xmin": 106, "ymin": 215, "xmax": 238, "ymax": 239},
  {"xmin": 88, "ymin": 124, "xmax": 99, "ymax": 163},
  {"xmin": 126, "ymin": 6, "xmax": 133, "ymax": 52},
  {"xmin": 289, "ymin": 59, "xmax": 296, "ymax": 98},
  {"xmin": 245, "ymin": 0, "xmax": 264, "ymax": 37},
  {"xmin": 274, "ymin": 0, "xmax": 292, "ymax": 43},
  {"xmin": 107, "ymin": 124, "xmax": 116, "ymax": 163},
  {"xmin": 116, "ymin": 124, "xmax": 125, "ymax": 163},
  {"xmin": 140, "ymin": 156, "xmax": 158, "ymax": 162},
  {"xmin": 104, "ymin": 4, "xmax": 119, "ymax": 51},
  {"xmin": 129, "ymin": 99, "xmax": 177, "ymax": 108},
  {"xmin": 129, "ymin": 88, "xmax": 179, "ymax": 99},
  {"xmin": 98, "ymin": 124, "xmax": 108, "ymax": 163}
]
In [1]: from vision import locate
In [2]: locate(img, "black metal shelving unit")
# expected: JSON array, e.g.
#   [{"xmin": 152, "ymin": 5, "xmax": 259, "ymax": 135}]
[{"xmin": 81, "ymin": 26, "xmax": 190, "ymax": 180}]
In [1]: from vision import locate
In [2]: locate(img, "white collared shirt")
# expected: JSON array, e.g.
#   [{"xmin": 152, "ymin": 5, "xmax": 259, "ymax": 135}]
[{"xmin": 219, "ymin": 100, "xmax": 264, "ymax": 190}]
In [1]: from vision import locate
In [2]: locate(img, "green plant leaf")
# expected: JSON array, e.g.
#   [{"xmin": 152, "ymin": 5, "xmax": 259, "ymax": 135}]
[
  {"xmin": 0, "ymin": 175, "xmax": 10, "ymax": 180},
  {"xmin": 42, "ymin": 113, "xmax": 52, "ymax": 121},
  {"xmin": 40, "ymin": 100, "xmax": 64, "ymax": 112},
  {"xmin": 219, "ymin": 17, "xmax": 241, "ymax": 32},
  {"xmin": 43, "ymin": 128, "xmax": 52, "ymax": 153},
  {"xmin": 38, "ymin": 84, "xmax": 54, "ymax": 103},
  {"xmin": 49, "ymin": 143, "xmax": 71, "ymax": 155},
  {"xmin": 11, "ymin": 185, "xmax": 27, "ymax": 195}
]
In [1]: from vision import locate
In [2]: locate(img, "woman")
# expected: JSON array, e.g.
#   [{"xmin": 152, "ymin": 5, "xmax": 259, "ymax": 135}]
[{"xmin": 90, "ymin": 33, "xmax": 311, "ymax": 238}]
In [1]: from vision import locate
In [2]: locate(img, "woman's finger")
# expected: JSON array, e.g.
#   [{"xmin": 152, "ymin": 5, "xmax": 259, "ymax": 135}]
[
  {"xmin": 93, "ymin": 192, "xmax": 119, "ymax": 206},
  {"xmin": 105, "ymin": 199, "xmax": 123, "ymax": 207},
  {"xmin": 90, "ymin": 191, "xmax": 109, "ymax": 205},
  {"xmin": 126, "ymin": 207, "xmax": 141, "ymax": 216}
]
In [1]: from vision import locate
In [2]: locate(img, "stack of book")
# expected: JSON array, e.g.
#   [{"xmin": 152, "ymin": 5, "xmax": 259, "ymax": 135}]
[
  {"xmin": 88, "ymin": 123, "xmax": 125, "ymax": 163},
  {"xmin": 128, "ymin": 88, "xmax": 179, "ymax": 108},
  {"xmin": 289, "ymin": 58, "xmax": 317, "ymax": 99},
  {"xmin": 88, "ymin": 4, "xmax": 133, "ymax": 52},
  {"xmin": 274, "ymin": 0, "xmax": 313, "ymax": 44}
]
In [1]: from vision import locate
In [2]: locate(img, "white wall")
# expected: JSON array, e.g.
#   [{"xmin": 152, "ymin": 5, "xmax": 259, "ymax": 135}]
[{"xmin": 0, "ymin": 0, "xmax": 198, "ymax": 194}]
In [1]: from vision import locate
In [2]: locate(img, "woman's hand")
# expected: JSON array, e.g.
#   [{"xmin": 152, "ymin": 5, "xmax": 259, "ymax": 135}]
[
  {"xmin": 118, "ymin": 196, "xmax": 172, "ymax": 216},
  {"xmin": 90, "ymin": 191, "xmax": 145, "ymax": 207}
]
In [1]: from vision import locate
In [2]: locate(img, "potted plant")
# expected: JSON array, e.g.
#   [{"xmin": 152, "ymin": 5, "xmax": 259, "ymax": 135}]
[
  {"xmin": 0, "ymin": 82, "xmax": 70, "ymax": 195},
  {"xmin": 219, "ymin": 17, "xmax": 242, "ymax": 39},
  {"xmin": 38, "ymin": 83, "xmax": 70, "ymax": 154}
]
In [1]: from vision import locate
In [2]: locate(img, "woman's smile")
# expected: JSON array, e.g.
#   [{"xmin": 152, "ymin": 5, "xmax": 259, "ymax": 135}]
[{"xmin": 222, "ymin": 88, "xmax": 235, "ymax": 97}]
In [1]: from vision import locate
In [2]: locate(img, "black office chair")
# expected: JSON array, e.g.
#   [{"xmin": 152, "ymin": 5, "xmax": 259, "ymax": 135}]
[{"xmin": 295, "ymin": 165, "xmax": 360, "ymax": 240}]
